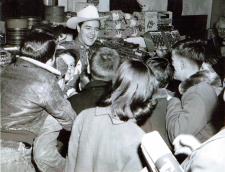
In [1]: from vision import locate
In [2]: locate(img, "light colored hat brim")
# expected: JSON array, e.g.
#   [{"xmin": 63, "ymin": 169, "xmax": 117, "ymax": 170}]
[{"xmin": 66, "ymin": 16, "xmax": 108, "ymax": 29}]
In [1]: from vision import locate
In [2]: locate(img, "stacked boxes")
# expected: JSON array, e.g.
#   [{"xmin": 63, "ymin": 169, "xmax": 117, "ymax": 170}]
[
  {"xmin": 144, "ymin": 11, "xmax": 173, "ymax": 32},
  {"xmin": 99, "ymin": 11, "xmax": 145, "ymax": 38},
  {"xmin": 99, "ymin": 11, "xmax": 173, "ymax": 39}
]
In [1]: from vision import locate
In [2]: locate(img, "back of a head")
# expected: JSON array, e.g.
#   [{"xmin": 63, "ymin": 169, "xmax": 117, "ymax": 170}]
[
  {"xmin": 110, "ymin": 59, "xmax": 158, "ymax": 121},
  {"xmin": 20, "ymin": 31, "xmax": 57, "ymax": 63},
  {"xmin": 146, "ymin": 56, "xmax": 174, "ymax": 88},
  {"xmin": 91, "ymin": 47, "xmax": 120, "ymax": 82},
  {"xmin": 172, "ymin": 39, "xmax": 206, "ymax": 67}
]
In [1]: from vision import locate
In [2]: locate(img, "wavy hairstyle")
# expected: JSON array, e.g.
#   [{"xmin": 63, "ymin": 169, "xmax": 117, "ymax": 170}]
[
  {"xmin": 172, "ymin": 39, "xmax": 206, "ymax": 67},
  {"xmin": 104, "ymin": 59, "xmax": 158, "ymax": 121},
  {"xmin": 146, "ymin": 56, "xmax": 174, "ymax": 88},
  {"xmin": 20, "ymin": 31, "xmax": 57, "ymax": 63}
]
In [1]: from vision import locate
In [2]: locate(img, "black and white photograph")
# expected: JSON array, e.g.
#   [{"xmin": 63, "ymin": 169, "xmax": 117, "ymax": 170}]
[{"xmin": 0, "ymin": 0, "xmax": 225, "ymax": 171}]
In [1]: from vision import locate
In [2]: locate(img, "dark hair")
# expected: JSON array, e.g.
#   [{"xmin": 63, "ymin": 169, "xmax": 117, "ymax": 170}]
[
  {"xmin": 20, "ymin": 31, "xmax": 56, "ymax": 63},
  {"xmin": 172, "ymin": 39, "xmax": 206, "ymax": 67},
  {"xmin": 146, "ymin": 56, "xmax": 174, "ymax": 88},
  {"xmin": 91, "ymin": 47, "xmax": 120, "ymax": 81},
  {"xmin": 55, "ymin": 49, "xmax": 78, "ymax": 62},
  {"xmin": 104, "ymin": 59, "xmax": 158, "ymax": 121}
]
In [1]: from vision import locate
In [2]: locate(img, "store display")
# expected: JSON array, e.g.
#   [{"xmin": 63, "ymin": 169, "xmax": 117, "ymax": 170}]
[
  {"xmin": 144, "ymin": 11, "xmax": 173, "ymax": 32},
  {"xmin": 6, "ymin": 18, "xmax": 28, "ymax": 46},
  {"xmin": 143, "ymin": 30, "xmax": 180, "ymax": 52},
  {"xmin": 99, "ymin": 10, "xmax": 145, "ymax": 38},
  {"xmin": 93, "ymin": 38, "xmax": 147, "ymax": 61}
]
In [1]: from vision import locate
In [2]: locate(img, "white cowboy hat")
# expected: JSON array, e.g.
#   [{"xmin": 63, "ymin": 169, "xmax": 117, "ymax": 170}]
[{"xmin": 66, "ymin": 5, "xmax": 106, "ymax": 29}]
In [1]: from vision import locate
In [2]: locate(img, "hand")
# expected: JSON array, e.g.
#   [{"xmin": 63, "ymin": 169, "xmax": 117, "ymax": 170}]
[
  {"xmin": 66, "ymin": 88, "xmax": 77, "ymax": 98},
  {"xmin": 173, "ymin": 134, "xmax": 201, "ymax": 156}
]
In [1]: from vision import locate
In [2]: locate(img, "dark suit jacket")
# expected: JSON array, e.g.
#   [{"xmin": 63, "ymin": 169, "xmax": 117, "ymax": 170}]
[
  {"xmin": 140, "ymin": 98, "xmax": 172, "ymax": 150},
  {"xmin": 59, "ymin": 80, "xmax": 112, "ymax": 157},
  {"xmin": 68, "ymin": 80, "xmax": 112, "ymax": 114}
]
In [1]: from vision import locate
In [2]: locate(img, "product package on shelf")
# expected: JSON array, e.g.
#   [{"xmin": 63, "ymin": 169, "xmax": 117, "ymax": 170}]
[
  {"xmin": 103, "ymin": 19, "xmax": 127, "ymax": 30},
  {"xmin": 99, "ymin": 10, "xmax": 173, "ymax": 39},
  {"xmin": 144, "ymin": 11, "xmax": 173, "ymax": 32},
  {"xmin": 93, "ymin": 38, "xmax": 148, "ymax": 62},
  {"xmin": 143, "ymin": 30, "xmax": 180, "ymax": 52},
  {"xmin": 99, "ymin": 10, "xmax": 145, "ymax": 39}
]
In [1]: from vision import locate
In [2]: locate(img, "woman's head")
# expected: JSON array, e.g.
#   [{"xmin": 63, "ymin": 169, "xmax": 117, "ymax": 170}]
[
  {"xmin": 109, "ymin": 59, "xmax": 158, "ymax": 121},
  {"xmin": 146, "ymin": 56, "xmax": 174, "ymax": 88}
]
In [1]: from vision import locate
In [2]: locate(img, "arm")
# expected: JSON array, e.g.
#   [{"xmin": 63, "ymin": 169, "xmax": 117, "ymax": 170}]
[
  {"xmin": 166, "ymin": 89, "xmax": 210, "ymax": 142},
  {"xmin": 42, "ymin": 81, "xmax": 76, "ymax": 131},
  {"xmin": 122, "ymin": 144, "xmax": 144, "ymax": 172},
  {"xmin": 65, "ymin": 113, "xmax": 84, "ymax": 172}
]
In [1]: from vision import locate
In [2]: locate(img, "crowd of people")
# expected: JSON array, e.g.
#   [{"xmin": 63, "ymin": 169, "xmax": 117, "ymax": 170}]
[{"xmin": 1, "ymin": 5, "xmax": 225, "ymax": 172}]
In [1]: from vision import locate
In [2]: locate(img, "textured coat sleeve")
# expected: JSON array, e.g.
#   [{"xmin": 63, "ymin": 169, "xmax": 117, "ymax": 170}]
[
  {"xmin": 42, "ymin": 80, "xmax": 76, "ymax": 131},
  {"xmin": 65, "ymin": 113, "xmax": 84, "ymax": 172},
  {"xmin": 182, "ymin": 133, "xmax": 225, "ymax": 172},
  {"xmin": 166, "ymin": 84, "xmax": 216, "ymax": 142},
  {"xmin": 122, "ymin": 144, "xmax": 144, "ymax": 172}
]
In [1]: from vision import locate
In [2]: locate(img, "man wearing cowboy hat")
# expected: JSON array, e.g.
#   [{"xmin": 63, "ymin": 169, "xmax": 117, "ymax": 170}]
[{"xmin": 61, "ymin": 5, "xmax": 105, "ymax": 91}]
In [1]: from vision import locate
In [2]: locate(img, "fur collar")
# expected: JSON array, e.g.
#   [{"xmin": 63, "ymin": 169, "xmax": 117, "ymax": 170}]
[
  {"xmin": 179, "ymin": 68, "xmax": 222, "ymax": 95},
  {"xmin": 19, "ymin": 56, "xmax": 61, "ymax": 76}
]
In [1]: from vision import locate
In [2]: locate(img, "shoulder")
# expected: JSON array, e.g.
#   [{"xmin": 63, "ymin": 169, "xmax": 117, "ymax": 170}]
[
  {"xmin": 183, "ymin": 82, "xmax": 217, "ymax": 99},
  {"xmin": 187, "ymin": 132, "xmax": 225, "ymax": 171}
]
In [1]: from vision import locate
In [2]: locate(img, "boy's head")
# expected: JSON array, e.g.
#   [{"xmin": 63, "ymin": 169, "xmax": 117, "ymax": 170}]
[
  {"xmin": 20, "ymin": 31, "xmax": 57, "ymax": 64},
  {"xmin": 91, "ymin": 47, "xmax": 120, "ymax": 82},
  {"xmin": 171, "ymin": 39, "xmax": 206, "ymax": 81},
  {"xmin": 146, "ymin": 56, "xmax": 174, "ymax": 88}
]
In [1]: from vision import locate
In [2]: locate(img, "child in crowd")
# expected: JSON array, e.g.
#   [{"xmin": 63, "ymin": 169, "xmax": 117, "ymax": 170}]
[
  {"xmin": 55, "ymin": 49, "xmax": 79, "ymax": 98},
  {"xmin": 173, "ymin": 89, "xmax": 225, "ymax": 172},
  {"xmin": 65, "ymin": 59, "xmax": 158, "ymax": 172},
  {"xmin": 166, "ymin": 39, "xmax": 222, "ymax": 143},
  {"xmin": 140, "ymin": 56, "xmax": 174, "ymax": 149}
]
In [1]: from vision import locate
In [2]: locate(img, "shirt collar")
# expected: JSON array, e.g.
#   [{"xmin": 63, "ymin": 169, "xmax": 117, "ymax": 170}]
[{"xmin": 19, "ymin": 56, "xmax": 61, "ymax": 76}]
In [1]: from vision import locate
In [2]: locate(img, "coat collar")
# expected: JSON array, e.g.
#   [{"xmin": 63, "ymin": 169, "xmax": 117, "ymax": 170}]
[
  {"xmin": 95, "ymin": 106, "xmax": 124, "ymax": 125},
  {"xmin": 19, "ymin": 56, "xmax": 61, "ymax": 76},
  {"xmin": 95, "ymin": 106, "xmax": 136, "ymax": 125}
]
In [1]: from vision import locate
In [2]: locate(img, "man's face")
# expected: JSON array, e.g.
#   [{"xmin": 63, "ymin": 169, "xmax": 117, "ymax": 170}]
[
  {"xmin": 171, "ymin": 51, "xmax": 186, "ymax": 81},
  {"xmin": 78, "ymin": 20, "xmax": 100, "ymax": 47},
  {"xmin": 217, "ymin": 22, "xmax": 225, "ymax": 39}
]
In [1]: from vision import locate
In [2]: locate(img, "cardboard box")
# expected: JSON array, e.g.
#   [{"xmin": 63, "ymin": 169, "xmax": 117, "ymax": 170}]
[{"xmin": 144, "ymin": 11, "xmax": 172, "ymax": 32}]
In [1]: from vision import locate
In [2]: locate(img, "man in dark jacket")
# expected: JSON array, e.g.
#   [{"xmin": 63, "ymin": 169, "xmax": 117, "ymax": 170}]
[
  {"xmin": 68, "ymin": 47, "xmax": 120, "ymax": 113},
  {"xmin": 61, "ymin": 5, "xmax": 108, "ymax": 91},
  {"xmin": 58, "ymin": 47, "xmax": 120, "ymax": 157},
  {"xmin": 0, "ymin": 31, "xmax": 76, "ymax": 172}
]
